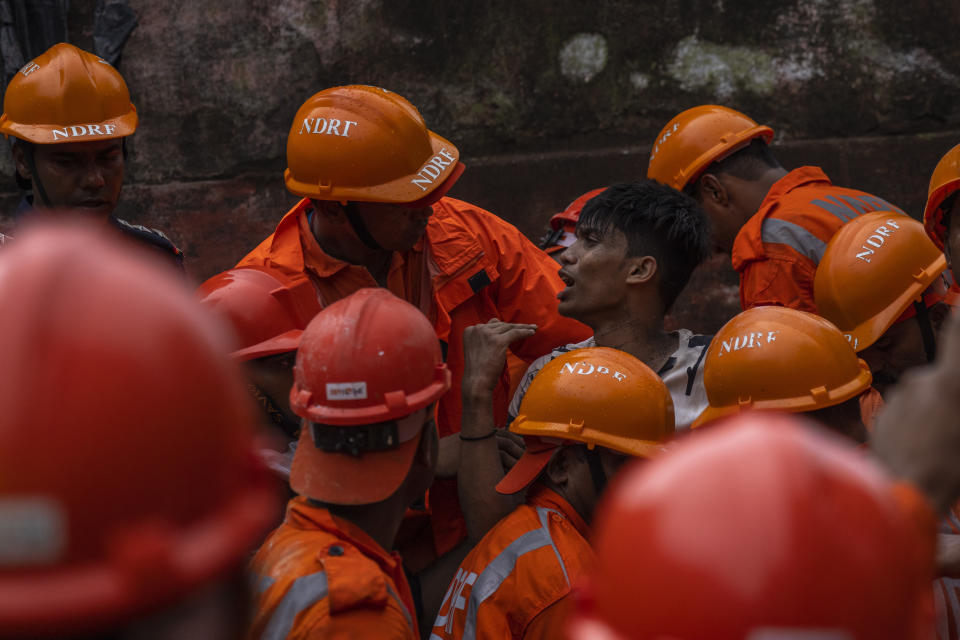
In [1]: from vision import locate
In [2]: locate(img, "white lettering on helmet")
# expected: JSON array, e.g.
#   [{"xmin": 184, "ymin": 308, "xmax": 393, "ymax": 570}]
[
  {"xmin": 855, "ymin": 219, "xmax": 902, "ymax": 263},
  {"xmin": 325, "ymin": 381, "xmax": 367, "ymax": 401},
  {"xmin": 50, "ymin": 123, "xmax": 119, "ymax": 141},
  {"xmin": 559, "ymin": 360, "xmax": 627, "ymax": 382},
  {"xmin": 410, "ymin": 148, "xmax": 457, "ymax": 191},
  {"xmin": 20, "ymin": 62, "xmax": 40, "ymax": 77},
  {"xmin": 649, "ymin": 122, "xmax": 680, "ymax": 161},
  {"xmin": 299, "ymin": 117, "xmax": 359, "ymax": 138},
  {"xmin": 719, "ymin": 331, "xmax": 779, "ymax": 356}
]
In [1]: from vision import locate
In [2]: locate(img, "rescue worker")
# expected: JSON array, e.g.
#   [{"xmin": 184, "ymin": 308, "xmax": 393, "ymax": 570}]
[
  {"xmin": 235, "ymin": 86, "xmax": 591, "ymax": 577},
  {"xmin": 248, "ymin": 288, "xmax": 450, "ymax": 639},
  {"xmin": 0, "ymin": 222, "xmax": 278, "ymax": 639},
  {"xmin": 924, "ymin": 143, "xmax": 960, "ymax": 280},
  {"xmin": 538, "ymin": 187, "xmax": 606, "ymax": 261},
  {"xmin": 817, "ymin": 211, "xmax": 960, "ymax": 639},
  {"xmin": 431, "ymin": 347, "xmax": 674, "ymax": 639},
  {"xmin": 198, "ymin": 266, "xmax": 322, "ymax": 476},
  {"xmin": 691, "ymin": 305, "xmax": 873, "ymax": 442},
  {"xmin": 815, "ymin": 211, "xmax": 951, "ymax": 398},
  {"xmin": 458, "ymin": 180, "xmax": 711, "ymax": 541},
  {"xmin": 0, "ymin": 43, "xmax": 183, "ymax": 270},
  {"xmin": 569, "ymin": 412, "xmax": 938, "ymax": 640},
  {"xmin": 648, "ymin": 105, "xmax": 902, "ymax": 312}
]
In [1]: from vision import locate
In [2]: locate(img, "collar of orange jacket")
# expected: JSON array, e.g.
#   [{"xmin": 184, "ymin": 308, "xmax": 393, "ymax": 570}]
[{"xmin": 731, "ymin": 166, "xmax": 833, "ymax": 269}]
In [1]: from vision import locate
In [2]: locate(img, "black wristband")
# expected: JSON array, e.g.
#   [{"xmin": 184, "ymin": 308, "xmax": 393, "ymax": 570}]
[{"xmin": 459, "ymin": 429, "xmax": 497, "ymax": 442}]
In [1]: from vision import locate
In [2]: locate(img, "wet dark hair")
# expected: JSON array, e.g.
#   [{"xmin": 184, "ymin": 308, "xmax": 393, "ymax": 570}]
[
  {"xmin": 685, "ymin": 138, "xmax": 782, "ymax": 199},
  {"xmin": 577, "ymin": 179, "xmax": 711, "ymax": 311}
]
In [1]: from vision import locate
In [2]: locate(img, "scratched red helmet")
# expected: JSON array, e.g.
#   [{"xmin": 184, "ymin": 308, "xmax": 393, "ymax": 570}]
[
  {"xmin": 284, "ymin": 85, "xmax": 465, "ymax": 206},
  {"xmin": 541, "ymin": 188, "xmax": 607, "ymax": 254},
  {"xmin": 0, "ymin": 221, "xmax": 278, "ymax": 637},
  {"xmin": 289, "ymin": 288, "xmax": 451, "ymax": 504},
  {"xmin": 0, "ymin": 43, "xmax": 137, "ymax": 144},
  {"xmin": 647, "ymin": 105, "xmax": 773, "ymax": 191},
  {"xmin": 570, "ymin": 412, "xmax": 936, "ymax": 640},
  {"xmin": 692, "ymin": 306, "xmax": 871, "ymax": 428},
  {"xmin": 197, "ymin": 266, "xmax": 321, "ymax": 361},
  {"xmin": 923, "ymin": 143, "xmax": 960, "ymax": 251}
]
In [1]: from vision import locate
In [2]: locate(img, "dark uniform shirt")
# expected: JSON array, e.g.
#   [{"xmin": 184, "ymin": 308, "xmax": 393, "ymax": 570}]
[{"xmin": 13, "ymin": 196, "xmax": 184, "ymax": 272}]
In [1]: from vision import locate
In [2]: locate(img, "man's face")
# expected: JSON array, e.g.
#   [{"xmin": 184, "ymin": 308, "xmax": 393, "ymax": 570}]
[
  {"xmin": 351, "ymin": 201, "xmax": 434, "ymax": 252},
  {"xmin": 860, "ymin": 318, "xmax": 929, "ymax": 397},
  {"xmin": 946, "ymin": 196, "xmax": 960, "ymax": 280},
  {"xmin": 15, "ymin": 139, "xmax": 124, "ymax": 219},
  {"xmin": 557, "ymin": 224, "xmax": 632, "ymax": 325}
]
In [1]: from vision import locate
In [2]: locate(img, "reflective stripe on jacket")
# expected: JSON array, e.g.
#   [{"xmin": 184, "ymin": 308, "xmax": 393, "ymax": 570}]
[
  {"xmin": 732, "ymin": 167, "xmax": 903, "ymax": 312},
  {"xmin": 237, "ymin": 196, "xmax": 591, "ymax": 556},
  {"xmin": 430, "ymin": 485, "xmax": 593, "ymax": 640},
  {"xmin": 248, "ymin": 497, "xmax": 418, "ymax": 640}
]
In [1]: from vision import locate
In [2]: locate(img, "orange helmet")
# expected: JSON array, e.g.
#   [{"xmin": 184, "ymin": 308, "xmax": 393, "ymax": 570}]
[
  {"xmin": 647, "ymin": 105, "xmax": 774, "ymax": 191},
  {"xmin": 0, "ymin": 43, "xmax": 137, "ymax": 144},
  {"xmin": 495, "ymin": 347, "xmax": 674, "ymax": 494},
  {"xmin": 197, "ymin": 266, "xmax": 321, "ymax": 361},
  {"xmin": 815, "ymin": 211, "xmax": 946, "ymax": 351},
  {"xmin": 571, "ymin": 412, "xmax": 935, "ymax": 640},
  {"xmin": 284, "ymin": 85, "xmax": 465, "ymax": 205},
  {"xmin": 0, "ymin": 221, "xmax": 278, "ymax": 637},
  {"xmin": 289, "ymin": 288, "xmax": 451, "ymax": 505},
  {"xmin": 692, "ymin": 306, "xmax": 871, "ymax": 428},
  {"xmin": 923, "ymin": 143, "xmax": 960, "ymax": 251}
]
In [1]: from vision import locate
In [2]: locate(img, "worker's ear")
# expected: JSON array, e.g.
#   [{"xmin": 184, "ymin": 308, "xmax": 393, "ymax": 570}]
[
  {"xmin": 931, "ymin": 301, "xmax": 951, "ymax": 334},
  {"xmin": 699, "ymin": 174, "xmax": 729, "ymax": 206},
  {"xmin": 11, "ymin": 141, "xmax": 31, "ymax": 181},
  {"xmin": 544, "ymin": 447, "xmax": 575, "ymax": 488},
  {"xmin": 625, "ymin": 255, "xmax": 657, "ymax": 285}
]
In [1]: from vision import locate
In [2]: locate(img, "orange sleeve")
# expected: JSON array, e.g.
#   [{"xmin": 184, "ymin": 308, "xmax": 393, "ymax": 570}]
[
  {"xmin": 295, "ymin": 605, "xmax": 416, "ymax": 639},
  {"xmin": 739, "ymin": 256, "xmax": 818, "ymax": 312},
  {"xmin": 471, "ymin": 209, "xmax": 591, "ymax": 361},
  {"xmin": 522, "ymin": 593, "xmax": 575, "ymax": 640}
]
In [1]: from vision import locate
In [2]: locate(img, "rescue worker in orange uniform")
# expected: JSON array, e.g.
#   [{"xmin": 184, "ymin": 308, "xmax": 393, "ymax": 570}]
[
  {"xmin": 198, "ymin": 267, "xmax": 322, "ymax": 476},
  {"xmin": 691, "ymin": 305, "xmax": 873, "ymax": 441},
  {"xmin": 0, "ymin": 43, "xmax": 183, "ymax": 270},
  {"xmin": 248, "ymin": 288, "xmax": 451, "ymax": 639},
  {"xmin": 234, "ymin": 86, "xmax": 590, "ymax": 575},
  {"xmin": 816, "ymin": 211, "xmax": 960, "ymax": 639},
  {"xmin": 457, "ymin": 181, "xmax": 711, "ymax": 542},
  {"xmin": 648, "ymin": 105, "xmax": 903, "ymax": 312},
  {"xmin": 0, "ymin": 221, "xmax": 278, "ymax": 639},
  {"xmin": 925, "ymin": 143, "xmax": 960, "ymax": 281},
  {"xmin": 538, "ymin": 187, "xmax": 606, "ymax": 261},
  {"xmin": 815, "ymin": 211, "xmax": 952, "ymax": 399},
  {"xmin": 569, "ymin": 412, "xmax": 939, "ymax": 640},
  {"xmin": 431, "ymin": 347, "xmax": 674, "ymax": 640}
]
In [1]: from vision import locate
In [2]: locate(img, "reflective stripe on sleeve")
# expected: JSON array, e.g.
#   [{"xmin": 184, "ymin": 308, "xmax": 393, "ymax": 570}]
[
  {"xmin": 261, "ymin": 571, "xmax": 329, "ymax": 640},
  {"xmin": 461, "ymin": 508, "xmax": 570, "ymax": 640},
  {"xmin": 760, "ymin": 218, "xmax": 828, "ymax": 264}
]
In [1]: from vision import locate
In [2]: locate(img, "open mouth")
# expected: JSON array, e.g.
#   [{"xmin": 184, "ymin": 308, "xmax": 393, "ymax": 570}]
[{"xmin": 558, "ymin": 270, "xmax": 575, "ymax": 287}]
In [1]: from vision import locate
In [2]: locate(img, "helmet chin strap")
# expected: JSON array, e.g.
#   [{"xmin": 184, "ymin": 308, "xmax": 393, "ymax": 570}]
[
  {"xmin": 582, "ymin": 445, "xmax": 608, "ymax": 496},
  {"xmin": 343, "ymin": 202, "xmax": 385, "ymax": 251},
  {"xmin": 913, "ymin": 301, "xmax": 937, "ymax": 363}
]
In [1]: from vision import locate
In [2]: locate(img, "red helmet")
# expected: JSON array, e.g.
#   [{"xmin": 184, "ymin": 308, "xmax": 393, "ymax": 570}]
[
  {"xmin": 0, "ymin": 221, "xmax": 279, "ymax": 637},
  {"xmin": 571, "ymin": 412, "xmax": 935, "ymax": 640},
  {"xmin": 289, "ymin": 288, "xmax": 451, "ymax": 504},
  {"xmin": 542, "ymin": 188, "xmax": 607, "ymax": 254},
  {"xmin": 197, "ymin": 266, "xmax": 321, "ymax": 361}
]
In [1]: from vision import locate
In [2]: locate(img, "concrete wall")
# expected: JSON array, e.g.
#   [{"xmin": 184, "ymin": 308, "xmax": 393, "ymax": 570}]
[{"xmin": 3, "ymin": 0, "xmax": 959, "ymax": 333}]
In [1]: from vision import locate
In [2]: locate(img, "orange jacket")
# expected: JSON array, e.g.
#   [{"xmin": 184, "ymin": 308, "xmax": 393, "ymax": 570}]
[
  {"xmin": 237, "ymin": 197, "xmax": 590, "ymax": 556},
  {"xmin": 248, "ymin": 497, "xmax": 418, "ymax": 639},
  {"xmin": 732, "ymin": 167, "xmax": 903, "ymax": 312},
  {"xmin": 429, "ymin": 485, "xmax": 593, "ymax": 640}
]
